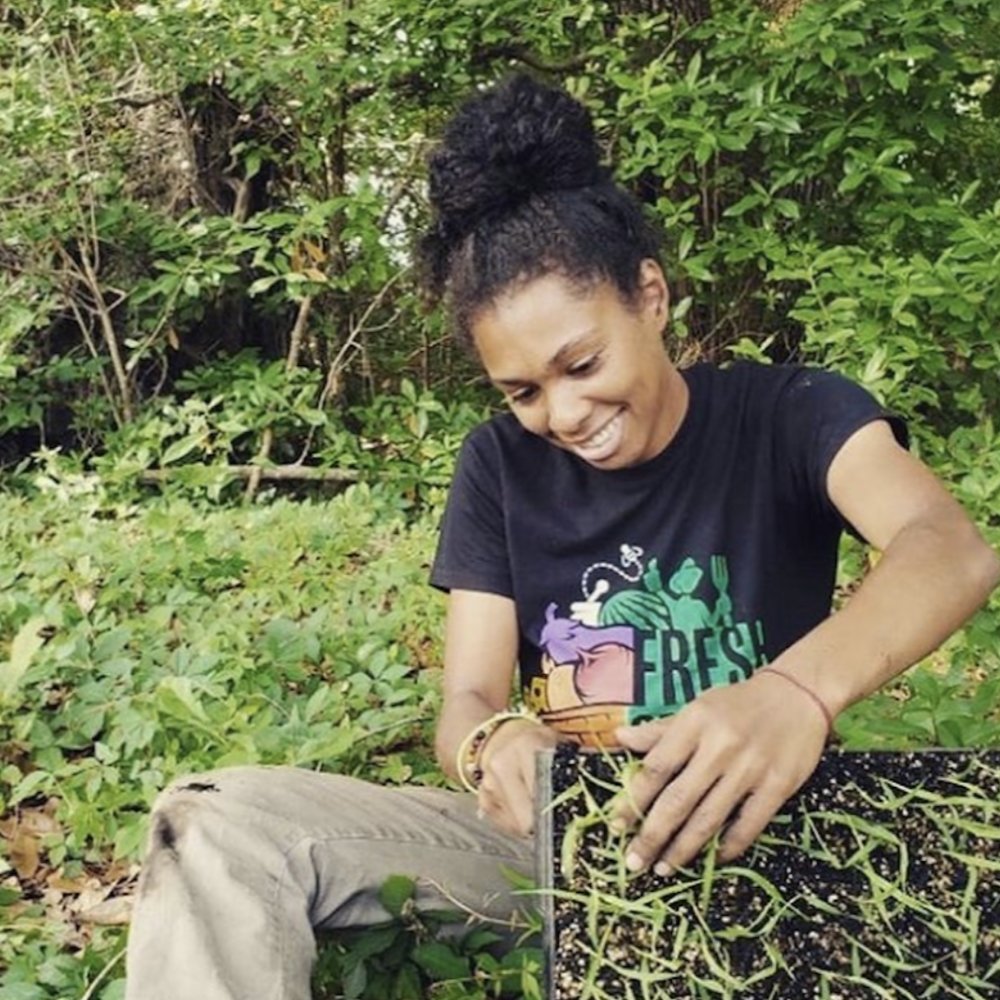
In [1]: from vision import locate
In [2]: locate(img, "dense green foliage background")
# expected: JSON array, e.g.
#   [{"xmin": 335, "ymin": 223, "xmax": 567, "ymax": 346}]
[{"xmin": 2, "ymin": 0, "xmax": 999, "ymax": 997}]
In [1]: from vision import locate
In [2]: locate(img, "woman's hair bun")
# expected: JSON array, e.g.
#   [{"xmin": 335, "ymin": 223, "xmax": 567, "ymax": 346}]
[{"xmin": 428, "ymin": 73, "xmax": 607, "ymax": 242}]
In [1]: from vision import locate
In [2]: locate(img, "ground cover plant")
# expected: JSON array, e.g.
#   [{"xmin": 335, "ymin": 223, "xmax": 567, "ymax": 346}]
[
  {"xmin": 3, "ymin": 0, "xmax": 999, "ymax": 479},
  {"xmin": 1, "ymin": 469, "xmax": 996, "ymax": 1000},
  {"xmin": 0, "ymin": 483, "xmax": 446, "ymax": 998},
  {"xmin": 2, "ymin": 0, "xmax": 1000, "ymax": 996},
  {"xmin": 539, "ymin": 746, "xmax": 1000, "ymax": 1000}
]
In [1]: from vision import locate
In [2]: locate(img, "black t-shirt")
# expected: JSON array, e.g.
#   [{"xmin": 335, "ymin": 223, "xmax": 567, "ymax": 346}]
[{"xmin": 431, "ymin": 363, "xmax": 906, "ymax": 746}]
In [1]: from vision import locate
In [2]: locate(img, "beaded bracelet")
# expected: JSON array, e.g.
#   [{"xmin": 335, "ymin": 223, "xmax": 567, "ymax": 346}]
[
  {"xmin": 455, "ymin": 708, "xmax": 542, "ymax": 793},
  {"xmin": 759, "ymin": 666, "xmax": 834, "ymax": 733}
]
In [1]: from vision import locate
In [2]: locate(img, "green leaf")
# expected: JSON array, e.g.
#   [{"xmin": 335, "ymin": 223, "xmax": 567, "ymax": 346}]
[
  {"xmin": 411, "ymin": 941, "xmax": 470, "ymax": 981},
  {"xmin": 348, "ymin": 925, "xmax": 402, "ymax": 962},
  {"xmin": 0, "ymin": 886, "xmax": 22, "ymax": 906},
  {"xmin": 155, "ymin": 676, "xmax": 211, "ymax": 725},
  {"xmin": 248, "ymin": 274, "xmax": 284, "ymax": 296},
  {"xmin": 959, "ymin": 180, "xmax": 982, "ymax": 207},
  {"xmin": 677, "ymin": 230, "xmax": 694, "ymax": 261},
  {"xmin": 723, "ymin": 193, "xmax": 763, "ymax": 218},
  {"xmin": 694, "ymin": 134, "xmax": 715, "ymax": 166},
  {"xmin": 114, "ymin": 817, "xmax": 149, "ymax": 860},
  {"xmin": 160, "ymin": 435, "xmax": 204, "ymax": 465},
  {"xmin": 0, "ymin": 616, "xmax": 47, "ymax": 703},
  {"xmin": 462, "ymin": 927, "xmax": 504, "ymax": 951},
  {"xmin": 343, "ymin": 961, "xmax": 367, "ymax": 999},
  {"xmin": 773, "ymin": 199, "xmax": 801, "ymax": 220},
  {"xmin": 837, "ymin": 170, "xmax": 867, "ymax": 194},
  {"xmin": 685, "ymin": 51, "xmax": 702, "ymax": 87},
  {"xmin": 393, "ymin": 962, "xmax": 423, "ymax": 999},
  {"xmin": 245, "ymin": 149, "xmax": 263, "ymax": 181},
  {"xmin": 887, "ymin": 65, "xmax": 909, "ymax": 92},
  {"xmin": 673, "ymin": 296, "xmax": 693, "ymax": 322},
  {"xmin": 378, "ymin": 874, "xmax": 416, "ymax": 917},
  {"xmin": 11, "ymin": 768, "xmax": 54, "ymax": 804}
]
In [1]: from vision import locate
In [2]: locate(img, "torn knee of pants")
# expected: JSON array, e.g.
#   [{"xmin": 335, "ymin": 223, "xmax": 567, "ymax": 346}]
[
  {"xmin": 177, "ymin": 780, "xmax": 219, "ymax": 794},
  {"xmin": 154, "ymin": 813, "xmax": 179, "ymax": 854},
  {"xmin": 150, "ymin": 794, "xmax": 204, "ymax": 855}
]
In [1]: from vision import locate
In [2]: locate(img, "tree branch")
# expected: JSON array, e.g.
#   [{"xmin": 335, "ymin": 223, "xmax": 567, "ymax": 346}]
[
  {"xmin": 244, "ymin": 294, "xmax": 314, "ymax": 502},
  {"xmin": 142, "ymin": 464, "xmax": 359, "ymax": 485}
]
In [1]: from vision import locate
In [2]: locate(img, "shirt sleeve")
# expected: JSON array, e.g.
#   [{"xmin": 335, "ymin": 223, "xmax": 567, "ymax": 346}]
[
  {"xmin": 777, "ymin": 368, "xmax": 908, "ymax": 541},
  {"xmin": 429, "ymin": 427, "xmax": 514, "ymax": 597}
]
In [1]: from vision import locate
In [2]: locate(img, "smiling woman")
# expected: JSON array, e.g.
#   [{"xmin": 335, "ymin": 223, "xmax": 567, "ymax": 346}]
[
  {"xmin": 472, "ymin": 266, "xmax": 688, "ymax": 469},
  {"xmin": 420, "ymin": 73, "xmax": 997, "ymax": 869},
  {"xmin": 122, "ymin": 73, "xmax": 1000, "ymax": 1000}
]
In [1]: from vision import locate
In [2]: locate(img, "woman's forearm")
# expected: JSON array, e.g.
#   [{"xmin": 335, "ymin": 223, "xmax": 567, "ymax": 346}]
[
  {"xmin": 776, "ymin": 507, "xmax": 999, "ymax": 719},
  {"xmin": 434, "ymin": 690, "xmax": 507, "ymax": 782}
]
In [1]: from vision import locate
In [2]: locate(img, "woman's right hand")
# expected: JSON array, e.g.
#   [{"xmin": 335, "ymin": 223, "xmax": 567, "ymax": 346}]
[{"xmin": 477, "ymin": 719, "xmax": 560, "ymax": 837}]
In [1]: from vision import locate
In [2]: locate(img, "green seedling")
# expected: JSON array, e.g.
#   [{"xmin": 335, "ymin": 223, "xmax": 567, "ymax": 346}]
[{"xmin": 539, "ymin": 747, "xmax": 1000, "ymax": 1000}]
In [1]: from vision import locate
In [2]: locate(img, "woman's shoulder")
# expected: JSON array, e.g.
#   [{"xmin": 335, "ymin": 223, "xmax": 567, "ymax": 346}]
[
  {"xmin": 686, "ymin": 360, "xmax": 833, "ymax": 389},
  {"xmin": 456, "ymin": 410, "xmax": 559, "ymax": 481},
  {"xmin": 462, "ymin": 410, "xmax": 537, "ymax": 455},
  {"xmin": 686, "ymin": 361, "xmax": 867, "ymax": 412}
]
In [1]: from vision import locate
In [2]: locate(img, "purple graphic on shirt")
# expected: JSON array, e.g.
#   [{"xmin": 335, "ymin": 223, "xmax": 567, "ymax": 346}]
[{"xmin": 540, "ymin": 603, "xmax": 635, "ymax": 704}]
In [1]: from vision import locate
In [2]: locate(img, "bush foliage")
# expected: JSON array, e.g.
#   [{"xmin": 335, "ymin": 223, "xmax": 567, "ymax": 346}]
[
  {"xmin": 3, "ymin": 0, "xmax": 998, "ymax": 475},
  {"xmin": 0, "ymin": 485, "xmax": 450, "ymax": 997},
  {"xmin": 2, "ymin": 0, "xmax": 1000, "ymax": 997}
]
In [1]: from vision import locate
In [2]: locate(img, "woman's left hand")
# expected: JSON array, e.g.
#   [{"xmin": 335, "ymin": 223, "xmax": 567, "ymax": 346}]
[{"xmin": 609, "ymin": 670, "xmax": 828, "ymax": 874}]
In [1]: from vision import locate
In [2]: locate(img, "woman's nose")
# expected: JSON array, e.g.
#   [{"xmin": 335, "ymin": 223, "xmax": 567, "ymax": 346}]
[{"xmin": 546, "ymin": 383, "xmax": 590, "ymax": 439}]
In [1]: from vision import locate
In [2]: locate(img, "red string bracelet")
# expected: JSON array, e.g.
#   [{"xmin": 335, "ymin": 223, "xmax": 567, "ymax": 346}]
[{"xmin": 759, "ymin": 666, "xmax": 834, "ymax": 733}]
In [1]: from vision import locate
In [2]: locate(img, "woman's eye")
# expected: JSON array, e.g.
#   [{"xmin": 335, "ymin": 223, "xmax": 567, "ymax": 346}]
[
  {"xmin": 509, "ymin": 386, "xmax": 538, "ymax": 405},
  {"xmin": 569, "ymin": 355, "xmax": 600, "ymax": 376}
]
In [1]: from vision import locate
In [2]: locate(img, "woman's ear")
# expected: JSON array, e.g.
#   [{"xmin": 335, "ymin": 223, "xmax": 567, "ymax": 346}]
[{"xmin": 637, "ymin": 258, "xmax": 670, "ymax": 329}]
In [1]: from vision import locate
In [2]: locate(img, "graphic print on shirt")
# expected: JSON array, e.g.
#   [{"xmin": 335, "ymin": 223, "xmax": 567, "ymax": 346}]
[{"xmin": 523, "ymin": 545, "xmax": 767, "ymax": 747}]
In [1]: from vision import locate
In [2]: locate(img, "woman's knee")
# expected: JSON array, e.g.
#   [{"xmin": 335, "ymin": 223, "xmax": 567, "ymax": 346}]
[{"xmin": 145, "ymin": 767, "xmax": 269, "ymax": 855}]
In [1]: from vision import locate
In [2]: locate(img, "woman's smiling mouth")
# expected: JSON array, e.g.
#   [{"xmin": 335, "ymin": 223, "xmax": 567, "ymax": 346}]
[{"xmin": 563, "ymin": 409, "xmax": 626, "ymax": 463}]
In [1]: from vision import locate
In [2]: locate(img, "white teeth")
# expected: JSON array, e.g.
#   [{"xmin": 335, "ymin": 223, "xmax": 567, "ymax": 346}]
[
  {"xmin": 581, "ymin": 413, "xmax": 620, "ymax": 450},
  {"xmin": 588, "ymin": 424, "xmax": 613, "ymax": 446}
]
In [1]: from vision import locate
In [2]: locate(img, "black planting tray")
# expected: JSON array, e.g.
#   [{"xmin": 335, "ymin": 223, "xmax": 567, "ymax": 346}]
[{"xmin": 535, "ymin": 745, "xmax": 1000, "ymax": 1000}]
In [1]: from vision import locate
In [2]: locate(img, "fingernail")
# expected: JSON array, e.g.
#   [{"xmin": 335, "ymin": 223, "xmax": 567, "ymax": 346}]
[
  {"xmin": 625, "ymin": 851, "xmax": 644, "ymax": 872},
  {"xmin": 654, "ymin": 861, "xmax": 672, "ymax": 877},
  {"xmin": 609, "ymin": 818, "xmax": 626, "ymax": 834}
]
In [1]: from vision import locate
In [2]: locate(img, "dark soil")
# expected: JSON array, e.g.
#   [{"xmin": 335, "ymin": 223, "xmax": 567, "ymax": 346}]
[{"xmin": 537, "ymin": 746, "xmax": 1000, "ymax": 1000}]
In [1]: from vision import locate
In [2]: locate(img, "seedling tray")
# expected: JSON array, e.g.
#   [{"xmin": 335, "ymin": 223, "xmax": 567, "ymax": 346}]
[{"xmin": 536, "ymin": 745, "xmax": 1000, "ymax": 999}]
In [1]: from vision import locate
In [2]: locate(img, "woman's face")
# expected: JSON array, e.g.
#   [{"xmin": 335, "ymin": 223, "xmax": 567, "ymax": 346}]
[{"xmin": 471, "ymin": 261, "xmax": 688, "ymax": 470}]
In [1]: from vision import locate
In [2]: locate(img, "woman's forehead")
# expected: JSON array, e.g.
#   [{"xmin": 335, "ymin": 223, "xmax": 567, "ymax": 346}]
[{"xmin": 472, "ymin": 277, "xmax": 611, "ymax": 375}]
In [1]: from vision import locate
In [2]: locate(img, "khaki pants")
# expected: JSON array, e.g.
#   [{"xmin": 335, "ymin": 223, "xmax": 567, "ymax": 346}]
[{"xmin": 124, "ymin": 766, "xmax": 533, "ymax": 1000}]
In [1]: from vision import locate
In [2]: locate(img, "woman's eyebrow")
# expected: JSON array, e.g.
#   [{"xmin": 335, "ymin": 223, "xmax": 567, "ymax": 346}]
[
  {"xmin": 547, "ymin": 330, "xmax": 599, "ymax": 371},
  {"xmin": 490, "ymin": 331, "xmax": 600, "ymax": 388}
]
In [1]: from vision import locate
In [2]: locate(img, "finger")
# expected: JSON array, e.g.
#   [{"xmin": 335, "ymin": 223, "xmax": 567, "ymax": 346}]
[
  {"xmin": 502, "ymin": 741, "xmax": 541, "ymax": 835},
  {"xmin": 477, "ymin": 781, "xmax": 520, "ymax": 837},
  {"xmin": 614, "ymin": 717, "xmax": 671, "ymax": 754},
  {"xmin": 653, "ymin": 771, "xmax": 750, "ymax": 873},
  {"xmin": 480, "ymin": 759, "xmax": 534, "ymax": 837},
  {"xmin": 718, "ymin": 785, "xmax": 788, "ymax": 862},
  {"xmin": 622, "ymin": 762, "xmax": 718, "ymax": 872},
  {"xmin": 507, "ymin": 771, "xmax": 535, "ymax": 836},
  {"xmin": 609, "ymin": 725, "xmax": 697, "ymax": 832}
]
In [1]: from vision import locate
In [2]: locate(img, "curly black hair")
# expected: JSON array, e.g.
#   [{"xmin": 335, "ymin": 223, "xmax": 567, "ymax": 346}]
[{"xmin": 417, "ymin": 73, "xmax": 663, "ymax": 346}]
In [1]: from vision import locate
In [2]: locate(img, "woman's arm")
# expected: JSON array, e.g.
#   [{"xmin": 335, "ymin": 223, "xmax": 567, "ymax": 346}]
[
  {"xmin": 611, "ymin": 420, "xmax": 1000, "ymax": 873},
  {"xmin": 435, "ymin": 589, "xmax": 520, "ymax": 781},
  {"xmin": 799, "ymin": 419, "xmax": 1000, "ymax": 711},
  {"xmin": 435, "ymin": 589, "xmax": 561, "ymax": 836}
]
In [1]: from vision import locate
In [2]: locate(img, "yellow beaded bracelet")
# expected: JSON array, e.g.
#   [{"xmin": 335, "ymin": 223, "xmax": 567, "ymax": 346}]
[{"xmin": 455, "ymin": 708, "xmax": 542, "ymax": 793}]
